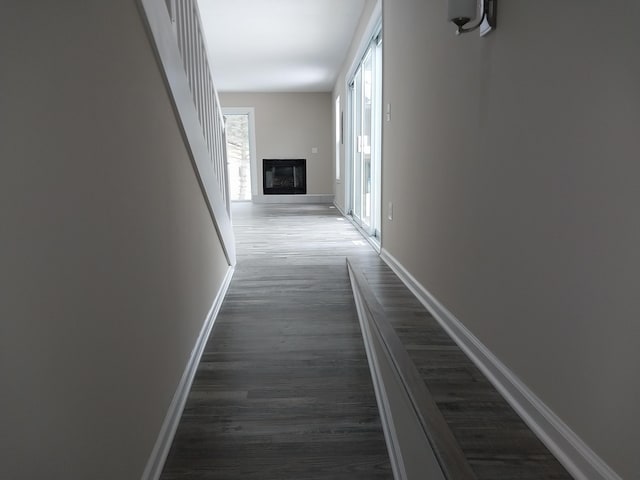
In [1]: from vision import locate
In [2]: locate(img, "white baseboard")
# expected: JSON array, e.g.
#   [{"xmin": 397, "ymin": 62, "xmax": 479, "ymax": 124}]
[
  {"xmin": 141, "ymin": 265, "xmax": 234, "ymax": 480},
  {"xmin": 379, "ymin": 248, "xmax": 622, "ymax": 480},
  {"xmin": 252, "ymin": 194, "xmax": 334, "ymax": 204}
]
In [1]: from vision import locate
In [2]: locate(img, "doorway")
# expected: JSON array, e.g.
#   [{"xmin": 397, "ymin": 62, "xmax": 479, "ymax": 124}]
[{"xmin": 223, "ymin": 108, "xmax": 257, "ymax": 201}]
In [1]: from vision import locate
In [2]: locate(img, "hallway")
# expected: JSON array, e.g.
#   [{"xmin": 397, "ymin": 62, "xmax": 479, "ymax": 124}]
[{"xmin": 160, "ymin": 203, "xmax": 392, "ymax": 479}]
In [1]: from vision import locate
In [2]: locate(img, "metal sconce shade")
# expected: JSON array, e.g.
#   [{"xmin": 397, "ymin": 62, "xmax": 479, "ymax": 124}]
[
  {"xmin": 448, "ymin": 0, "xmax": 497, "ymax": 35},
  {"xmin": 448, "ymin": 0, "xmax": 477, "ymax": 28}
]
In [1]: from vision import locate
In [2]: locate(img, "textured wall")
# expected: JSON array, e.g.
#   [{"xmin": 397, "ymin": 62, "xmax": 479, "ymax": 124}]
[
  {"xmin": 381, "ymin": 1, "xmax": 640, "ymax": 478},
  {"xmin": 0, "ymin": 1, "xmax": 230, "ymax": 478}
]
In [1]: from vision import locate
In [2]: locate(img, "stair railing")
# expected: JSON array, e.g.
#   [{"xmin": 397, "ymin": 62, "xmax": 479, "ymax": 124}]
[{"xmin": 138, "ymin": 0, "xmax": 235, "ymax": 264}]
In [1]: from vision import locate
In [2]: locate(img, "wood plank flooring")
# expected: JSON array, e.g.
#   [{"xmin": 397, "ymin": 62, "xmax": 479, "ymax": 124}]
[
  {"xmin": 161, "ymin": 203, "xmax": 573, "ymax": 480},
  {"xmin": 348, "ymin": 257, "xmax": 573, "ymax": 480},
  {"xmin": 160, "ymin": 203, "xmax": 392, "ymax": 480}
]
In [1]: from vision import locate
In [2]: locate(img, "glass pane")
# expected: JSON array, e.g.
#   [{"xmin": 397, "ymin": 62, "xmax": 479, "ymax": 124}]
[
  {"xmin": 224, "ymin": 114, "xmax": 252, "ymax": 201},
  {"xmin": 349, "ymin": 34, "xmax": 382, "ymax": 237},
  {"xmin": 352, "ymin": 68, "xmax": 363, "ymax": 220},
  {"xmin": 335, "ymin": 96, "xmax": 341, "ymax": 180},
  {"xmin": 361, "ymin": 48, "xmax": 373, "ymax": 227},
  {"xmin": 373, "ymin": 39, "xmax": 383, "ymax": 237}
]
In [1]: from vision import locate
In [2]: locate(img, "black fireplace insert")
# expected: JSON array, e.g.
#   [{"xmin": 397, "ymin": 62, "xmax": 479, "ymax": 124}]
[{"xmin": 263, "ymin": 159, "xmax": 306, "ymax": 195}]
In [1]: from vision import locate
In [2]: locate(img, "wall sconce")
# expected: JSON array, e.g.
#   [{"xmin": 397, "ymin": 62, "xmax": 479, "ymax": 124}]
[{"xmin": 448, "ymin": 0, "xmax": 497, "ymax": 36}]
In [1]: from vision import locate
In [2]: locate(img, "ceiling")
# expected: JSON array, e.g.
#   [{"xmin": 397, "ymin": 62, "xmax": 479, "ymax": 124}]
[{"xmin": 197, "ymin": 0, "xmax": 367, "ymax": 92}]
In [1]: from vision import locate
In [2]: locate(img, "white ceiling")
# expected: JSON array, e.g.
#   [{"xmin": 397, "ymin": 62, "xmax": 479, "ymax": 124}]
[{"xmin": 197, "ymin": 0, "xmax": 367, "ymax": 92}]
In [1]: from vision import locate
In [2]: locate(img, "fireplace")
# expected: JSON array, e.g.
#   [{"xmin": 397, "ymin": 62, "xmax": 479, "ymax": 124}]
[{"xmin": 263, "ymin": 159, "xmax": 307, "ymax": 195}]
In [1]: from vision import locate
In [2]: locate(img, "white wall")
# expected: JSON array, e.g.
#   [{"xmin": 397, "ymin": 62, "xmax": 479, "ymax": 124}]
[
  {"xmin": 0, "ymin": 2, "xmax": 230, "ymax": 478},
  {"xmin": 219, "ymin": 92, "xmax": 333, "ymax": 197},
  {"xmin": 381, "ymin": 1, "xmax": 640, "ymax": 478}
]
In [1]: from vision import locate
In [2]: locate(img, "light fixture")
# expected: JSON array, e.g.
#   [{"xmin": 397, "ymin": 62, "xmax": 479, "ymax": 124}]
[{"xmin": 448, "ymin": 0, "xmax": 497, "ymax": 36}]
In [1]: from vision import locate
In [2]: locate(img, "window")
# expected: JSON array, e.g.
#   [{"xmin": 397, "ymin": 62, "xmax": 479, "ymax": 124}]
[
  {"xmin": 335, "ymin": 95, "xmax": 341, "ymax": 181},
  {"xmin": 349, "ymin": 33, "xmax": 382, "ymax": 238},
  {"xmin": 223, "ymin": 108, "xmax": 257, "ymax": 201}
]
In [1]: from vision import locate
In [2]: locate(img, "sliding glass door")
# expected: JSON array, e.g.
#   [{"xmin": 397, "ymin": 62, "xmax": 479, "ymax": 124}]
[{"xmin": 350, "ymin": 34, "xmax": 382, "ymax": 238}]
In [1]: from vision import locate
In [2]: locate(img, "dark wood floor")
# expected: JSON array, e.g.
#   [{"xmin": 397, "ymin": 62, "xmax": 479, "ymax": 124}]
[
  {"xmin": 160, "ymin": 203, "xmax": 392, "ymax": 480},
  {"xmin": 349, "ymin": 257, "xmax": 573, "ymax": 480},
  {"xmin": 161, "ymin": 203, "xmax": 573, "ymax": 480}
]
